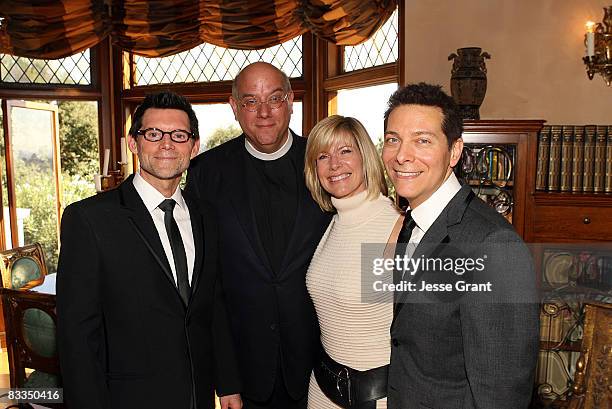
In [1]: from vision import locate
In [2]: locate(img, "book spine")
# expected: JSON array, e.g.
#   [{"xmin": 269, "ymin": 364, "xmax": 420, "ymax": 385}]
[
  {"xmin": 606, "ymin": 126, "xmax": 612, "ymax": 193},
  {"xmin": 560, "ymin": 126, "xmax": 574, "ymax": 192},
  {"xmin": 548, "ymin": 126, "xmax": 562, "ymax": 191},
  {"xmin": 571, "ymin": 126, "xmax": 585, "ymax": 192},
  {"xmin": 594, "ymin": 125, "xmax": 607, "ymax": 192},
  {"xmin": 583, "ymin": 125, "xmax": 596, "ymax": 193},
  {"xmin": 536, "ymin": 126, "xmax": 551, "ymax": 191}
]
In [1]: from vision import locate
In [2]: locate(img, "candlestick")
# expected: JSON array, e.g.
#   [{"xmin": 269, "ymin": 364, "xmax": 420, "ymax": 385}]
[
  {"xmin": 120, "ymin": 137, "xmax": 127, "ymax": 164},
  {"xmin": 94, "ymin": 174, "xmax": 102, "ymax": 192},
  {"xmin": 586, "ymin": 21, "xmax": 596, "ymax": 57},
  {"xmin": 102, "ymin": 148, "xmax": 110, "ymax": 176}
]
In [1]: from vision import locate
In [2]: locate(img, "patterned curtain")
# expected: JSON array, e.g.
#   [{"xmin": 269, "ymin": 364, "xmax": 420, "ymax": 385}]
[
  {"xmin": 0, "ymin": 0, "xmax": 111, "ymax": 58},
  {"xmin": 0, "ymin": 0, "xmax": 396, "ymax": 58}
]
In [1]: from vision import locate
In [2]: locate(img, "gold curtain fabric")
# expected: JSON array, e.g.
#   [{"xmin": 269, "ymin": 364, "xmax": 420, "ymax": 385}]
[
  {"xmin": 0, "ymin": 0, "xmax": 111, "ymax": 58},
  {"xmin": 0, "ymin": 0, "xmax": 396, "ymax": 58}
]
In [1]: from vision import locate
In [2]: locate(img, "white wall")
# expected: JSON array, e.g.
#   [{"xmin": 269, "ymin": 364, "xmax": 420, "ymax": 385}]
[{"xmin": 404, "ymin": 0, "xmax": 612, "ymax": 123}]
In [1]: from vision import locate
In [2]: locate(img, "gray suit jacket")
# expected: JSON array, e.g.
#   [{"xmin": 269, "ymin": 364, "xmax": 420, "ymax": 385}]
[{"xmin": 388, "ymin": 185, "xmax": 539, "ymax": 409}]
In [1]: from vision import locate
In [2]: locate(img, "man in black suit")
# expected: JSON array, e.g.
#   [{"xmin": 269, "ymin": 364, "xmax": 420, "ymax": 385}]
[
  {"xmin": 57, "ymin": 91, "xmax": 242, "ymax": 409},
  {"xmin": 186, "ymin": 62, "xmax": 330, "ymax": 409},
  {"xmin": 381, "ymin": 83, "xmax": 539, "ymax": 408}
]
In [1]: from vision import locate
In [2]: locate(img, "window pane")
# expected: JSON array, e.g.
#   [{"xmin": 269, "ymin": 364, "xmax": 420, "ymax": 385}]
[
  {"xmin": 193, "ymin": 104, "xmax": 240, "ymax": 153},
  {"xmin": 133, "ymin": 37, "xmax": 303, "ymax": 86},
  {"xmin": 290, "ymin": 101, "xmax": 303, "ymax": 137},
  {"xmin": 193, "ymin": 101, "xmax": 302, "ymax": 154},
  {"xmin": 344, "ymin": 9, "xmax": 398, "ymax": 72},
  {"xmin": 9, "ymin": 105, "xmax": 60, "ymax": 272},
  {"xmin": 336, "ymin": 83, "xmax": 398, "ymax": 144},
  {"xmin": 58, "ymin": 101, "xmax": 99, "ymax": 207},
  {"xmin": 0, "ymin": 50, "xmax": 91, "ymax": 85}
]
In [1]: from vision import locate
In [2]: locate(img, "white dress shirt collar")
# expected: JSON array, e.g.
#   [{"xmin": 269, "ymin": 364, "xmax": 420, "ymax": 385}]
[
  {"xmin": 410, "ymin": 172, "xmax": 462, "ymax": 236},
  {"xmin": 132, "ymin": 172, "xmax": 186, "ymax": 211},
  {"xmin": 132, "ymin": 171, "xmax": 195, "ymax": 284}
]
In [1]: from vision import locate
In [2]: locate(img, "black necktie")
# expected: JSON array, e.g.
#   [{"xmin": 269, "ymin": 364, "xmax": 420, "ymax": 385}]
[
  {"xmin": 393, "ymin": 211, "xmax": 416, "ymax": 301},
  {"xmin": 159, "ymin": 199, "xmax": 190, "ymax": 305}
]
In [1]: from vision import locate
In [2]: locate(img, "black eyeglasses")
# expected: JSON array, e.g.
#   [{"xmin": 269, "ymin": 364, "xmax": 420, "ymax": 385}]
[{"xmin": 136, "ymin": 128, "xmax": 194, "ymax": 143}]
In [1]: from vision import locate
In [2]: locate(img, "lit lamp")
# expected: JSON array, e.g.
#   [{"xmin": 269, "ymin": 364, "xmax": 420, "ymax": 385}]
[{"xmin": 583, "ymin": 6, "xmax": 612, "ymax": 85}]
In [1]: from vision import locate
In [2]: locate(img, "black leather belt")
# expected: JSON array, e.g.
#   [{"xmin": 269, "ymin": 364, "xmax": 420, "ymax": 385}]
[{"xmin": 313, "ymin": 348, "xmax": 388, "ymax": 409}]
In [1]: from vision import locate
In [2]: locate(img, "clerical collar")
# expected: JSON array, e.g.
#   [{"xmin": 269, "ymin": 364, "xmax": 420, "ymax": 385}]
[{"xmin": 245, "ymin": 131, "xmax": 293, "ymax": 161}]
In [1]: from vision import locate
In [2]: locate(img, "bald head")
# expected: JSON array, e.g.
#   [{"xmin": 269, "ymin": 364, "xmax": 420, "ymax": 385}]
[
  {"xmin": 228, "ymin": 61, "xmax": 295, "ymax": 153},
  {"xmin": 232, "ymin": 62, "xmax": 292, "ymax": 100}
]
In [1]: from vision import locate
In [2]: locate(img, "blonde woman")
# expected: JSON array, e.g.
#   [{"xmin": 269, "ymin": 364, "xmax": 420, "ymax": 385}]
[{"xmin": 305, "ymin": 115, "xmax": 401, "ymax": 409}]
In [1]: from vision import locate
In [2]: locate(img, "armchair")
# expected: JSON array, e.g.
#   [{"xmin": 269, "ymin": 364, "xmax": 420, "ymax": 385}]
[
  {"xmin": 0, "ymin": 243, "xmax": 62, "ymax": 408},
  {"xmin": 0, "ymin": 243, "xmax": 47, "ymax": 290}
]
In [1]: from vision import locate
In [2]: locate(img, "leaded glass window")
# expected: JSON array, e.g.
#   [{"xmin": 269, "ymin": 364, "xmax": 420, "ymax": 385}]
[
  {"xmin": 132, "ymin": 37, "xmax": 302, "ymax": 86},
  {"xmin": 344, "ymin": 9, "xmax": 398, "ymax": 72},
  {"xmin": 0, "ymin": 50, "xmax": 91, "ymax": 85}
]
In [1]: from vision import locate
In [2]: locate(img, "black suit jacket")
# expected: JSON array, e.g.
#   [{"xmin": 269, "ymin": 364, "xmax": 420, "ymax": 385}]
[
  {"xmin": 388, "ymin": 185, "xmax": 539, "ymax": 409},
  {"xmin": 185, "ymin": 133, "xmax": 331, "ymax": 401},
  {"xmin": 57, "ymin": 175, "xmax": 240, "ymax": 409}
]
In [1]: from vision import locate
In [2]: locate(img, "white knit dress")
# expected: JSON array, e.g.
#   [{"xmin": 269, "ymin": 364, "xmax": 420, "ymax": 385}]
[{"xmin": 306, "ymin": 191, "xmax": 400, "ymax": 409}]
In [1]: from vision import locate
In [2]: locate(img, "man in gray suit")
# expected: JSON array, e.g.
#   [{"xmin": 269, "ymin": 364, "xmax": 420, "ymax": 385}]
[{"xmin": 381, "ymin": 83, "xmax": 539, "ymax": 408}]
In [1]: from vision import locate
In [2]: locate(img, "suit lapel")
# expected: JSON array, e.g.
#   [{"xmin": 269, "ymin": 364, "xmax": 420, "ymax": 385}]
[
  {"xmin": 184, "ymin": 193, "xmax": 204, "ymax": 298},
  {"xmin": 225, "ymin": 135, "xmax": 274, "ymax": 272},
  {"xmin": 119, "ymin": 176, "xmax": 180, "ymax": 299},
  {"xmin": 392, "ymin": 186, "xmax": 475, "ymax": 326},
  {"xmin": 392, "ymin": 219, "xmax": 450, "ymax": 322}
]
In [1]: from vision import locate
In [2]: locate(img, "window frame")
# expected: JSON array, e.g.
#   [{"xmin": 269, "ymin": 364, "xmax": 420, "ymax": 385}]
[
  {"xmin": 3, "ymin": 100, "xmax": 62, "ymax": 249},
  {"xmin": 116, "ymin": 35, "xmax": 313, "ymax": 162},
  {"xmin": 0, "ymin": 41, "xmax": 110, "ymax": 251},
  {"xmin": 312, "ymin": 4, "xmax": 403, "ymax": 135}
]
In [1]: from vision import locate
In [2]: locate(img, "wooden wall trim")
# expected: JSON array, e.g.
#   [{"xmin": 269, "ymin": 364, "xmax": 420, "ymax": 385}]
[
  {"xmin": 98, "ymin": 37, "xmax": 115, "ymax": 172},
  {"xmin": 120, "ymin": 79, "xmax": 306, "ymax": 103},
  {"xmin": 398, "ymin": 0, "xmax": 408, "ymax": 86},
  {"xmin": 463, "ymin": 120, "xmax": 546, "ymax": 133},
  {"xmin": 323, "ymin": 63, "xmax": 397, "ymax": 91},
  {"xmin": 302, "ymin": 32, "xmax": 316, "ymax": 135},
  {"xmin": 533, "ymin": 193, "xmax": 612, "ymax": 207},
  {"xmin": 0, "ymin": 88, "xmax": 102, "ymax": 100}
]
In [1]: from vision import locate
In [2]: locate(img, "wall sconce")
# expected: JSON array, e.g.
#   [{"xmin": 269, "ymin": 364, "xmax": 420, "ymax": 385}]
[{"xmin": 583, "ymin": 6, "xmax": 612, "ymax": 85}]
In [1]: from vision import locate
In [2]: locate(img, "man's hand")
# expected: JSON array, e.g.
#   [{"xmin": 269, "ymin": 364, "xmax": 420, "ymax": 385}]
[{"xmin": 219, "ymin": 393, "xmax": 242, "ymax": 409}]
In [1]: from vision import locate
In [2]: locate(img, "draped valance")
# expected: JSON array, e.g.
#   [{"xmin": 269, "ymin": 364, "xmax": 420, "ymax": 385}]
[{"xmin": 0, "ymin": 0, "xmax": 397, "ymax": 59}]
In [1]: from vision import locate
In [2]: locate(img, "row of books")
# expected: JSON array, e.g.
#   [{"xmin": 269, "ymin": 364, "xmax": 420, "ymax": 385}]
[{"xmin": 536, "ymin": 125, "xmax": 612, "ymax": 192}]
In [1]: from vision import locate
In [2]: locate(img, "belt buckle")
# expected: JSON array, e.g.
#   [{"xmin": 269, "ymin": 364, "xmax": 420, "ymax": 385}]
[{"xmin": 336, "ymin": 367, "xmax": 352, "ymax": 406}]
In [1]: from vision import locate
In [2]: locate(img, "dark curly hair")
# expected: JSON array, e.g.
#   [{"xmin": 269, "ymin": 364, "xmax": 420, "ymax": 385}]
[
  {"xmin": 384, "ymin": 83, "xmax": 462, "ymax": 147},
  {"xmin": 129, "ymin": 91, "xmax": 199, "ymax": 140}
]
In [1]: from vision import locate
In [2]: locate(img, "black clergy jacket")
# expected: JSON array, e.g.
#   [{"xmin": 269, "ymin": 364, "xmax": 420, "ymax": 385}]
[{"xmin": 185, "ymin": 133, "xmax": 331, "ymax": 401}]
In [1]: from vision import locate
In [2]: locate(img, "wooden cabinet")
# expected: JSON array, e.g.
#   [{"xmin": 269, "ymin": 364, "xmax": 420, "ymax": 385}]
[
  {"xmin": 459, "ymin": 120, "xmax": 612, "ymax": 408},
  {"xmin": 526, "ymin": 193, "xmax": 612, "ymax": 243},
  {"xmin": 528, "ymin": 195, "xmax": 612, "ymax": 242},
  {"xmin": 459, "ymin": 119, "xmax": 612, "ymax": 244},
  {"xmin": 460, "ymin": 119, "xmax": 544, "ymax": 238}
]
